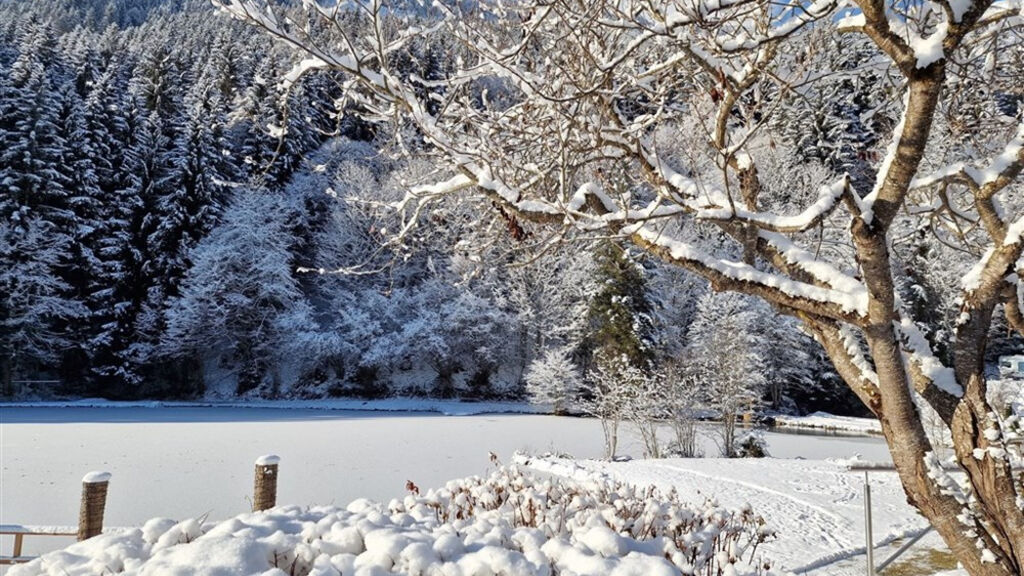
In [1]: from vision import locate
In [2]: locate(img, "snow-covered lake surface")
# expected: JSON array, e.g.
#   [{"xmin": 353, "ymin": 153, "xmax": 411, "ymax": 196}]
[{"xmin": 1, "ymin": 406, "xmax": 897, "ymax": 571}]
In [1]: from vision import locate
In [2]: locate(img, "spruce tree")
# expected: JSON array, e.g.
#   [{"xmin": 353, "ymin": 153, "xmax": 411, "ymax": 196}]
[{"xmin": 584, "ymin": 242, "xmax": 655, "ymax": 372}]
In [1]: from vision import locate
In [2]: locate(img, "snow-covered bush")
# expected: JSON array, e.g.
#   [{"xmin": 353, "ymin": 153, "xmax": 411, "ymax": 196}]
[
  {"xmin": 12, "ymin": 465, "xmax": 779, "ymax": 576},
  {"xmin": 736, "ymin": 432, "xmax": 770, "ymax": 459},
  {"xmin": 625, "ymin": 370, "xmax": 669, "ymax": 459}
]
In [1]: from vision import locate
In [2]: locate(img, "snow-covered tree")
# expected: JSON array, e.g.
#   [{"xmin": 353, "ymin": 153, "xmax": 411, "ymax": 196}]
[
  {"xmin": 0, "ymin": 218, "xmax": 85, "ymax": 395},
  {"xmin": 582, "ymin": 351, "xmax": 645, "ymax": 460},
  {"xmin": 162, "ymin": 189, "xmax": 313, "ymax": 396},
  {"xmin": 525, "ymin": 345, "xmax": 582, "ymax": 415},
  {"xmin": 662, "ymin": 358, "xmax": 703, "ymax": 458},
  {"xmin": 584, "ymin": 242, "xmax": 654, "ymax": 373},
  {"xmin": 220, "ymin": 1, "xmax": 1024, "ymax": 568},
  {"xmin": 687, "ymin": 291, "xmax": 767, "ymax": 457}
]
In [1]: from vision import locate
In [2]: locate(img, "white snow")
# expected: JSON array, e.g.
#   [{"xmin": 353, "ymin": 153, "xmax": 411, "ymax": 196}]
[
  {"xmin": 836, "ymin": 13, "xmax": 866, "ymax": 31},
  {"xmin": 862, "ymin": 95, "xmax": 910, "ymax": 225},
  {"xmin": 896, "ymin": 316, "xmax": 964, "ymax": 397},
  {"xmin": 961, "ymin": 247, "xmax": 995, "ymax": 294},
  {"xmin": 81, "ymin": 471, "xmax": 112, "ymax": 484},
  {"xmin": 694, "ymin": 177, "xmax": 849, "ymax": 232},
  {"xmin": 911, "ymin": 23, "xmax": 949, "ymax": 68},
  {"xmin": 1006, "ymin": 216, "xmax": 1024, "ymax": 246},
  {"xmin": 772, "ymin": 411, "xmax": 882, "ymax": 435},
  {"xmin": 0, "ymin": 397, "xmax": 544, "ymax": 416},
  {"xmin": 254, "ymin": 455, "xmax": 280, "ymax": 466},
  {"xmin": 630, "ymin": 225, "xmax": 869, "ymax": 316},
  {"xmin": 266, "ymin": 123, "xmax": 286, "ymax": 138},
  {"xmin": 948, "ymin": 0, "xmax": 974, "ymax": 21},
  {"xmin": 2, "ymin": 406, "xmax": 899, "ymax": 575},
  {"xmin": 516, "ymin": 454, "xmax": 929, "ymax": 574},
  {"xmin": 972, "ymin": 122, "xmax": 1024, "ymax": 188},
  {"xmin": 8, "ymin": 465, "xmax": 779, "ymax": 576}
]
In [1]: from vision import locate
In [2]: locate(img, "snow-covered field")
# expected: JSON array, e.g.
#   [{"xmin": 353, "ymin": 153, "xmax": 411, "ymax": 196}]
[
  {"xmin": 1, "ymin": 406, "xmax": 915, "ymax": 574},
  {"xmin": 515, "ymin": 454, "xmax": 930, "ymax": 574}
]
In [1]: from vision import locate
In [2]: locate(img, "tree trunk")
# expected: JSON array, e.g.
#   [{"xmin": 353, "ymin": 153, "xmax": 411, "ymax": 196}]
[
  {"xmin": 839, "ymin": 71, "xmax": 1024, "ymax": 573},
  {"xmin": 722, "ymin": 410, "xmax": 737, "ymax": 458}
]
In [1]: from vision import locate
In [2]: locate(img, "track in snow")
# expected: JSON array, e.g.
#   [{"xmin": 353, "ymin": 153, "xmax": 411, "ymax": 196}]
[{"xmin": 521, "ymin": 456, "xmax": 930, "ymax": 575}]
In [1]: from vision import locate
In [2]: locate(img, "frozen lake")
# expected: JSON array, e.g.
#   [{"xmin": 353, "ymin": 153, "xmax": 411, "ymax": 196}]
[{"xmin": 0, "ymin": 406, "xmax": 889, "ymax": 558}]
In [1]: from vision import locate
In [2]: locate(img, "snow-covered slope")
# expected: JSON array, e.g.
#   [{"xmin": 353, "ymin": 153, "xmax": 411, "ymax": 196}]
[{"xmin": 515, "ymin": 455, "xmax": 928, "ymax": 575}]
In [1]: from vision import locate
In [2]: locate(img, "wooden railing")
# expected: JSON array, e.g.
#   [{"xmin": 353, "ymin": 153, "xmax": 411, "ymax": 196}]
[
  {"xmin": 1, "ymin": 455, "xmax": 281, "ymax": 565},
  {"xmin": 0, "ymin": 525, "xmax": 77, "ymax": 565}
]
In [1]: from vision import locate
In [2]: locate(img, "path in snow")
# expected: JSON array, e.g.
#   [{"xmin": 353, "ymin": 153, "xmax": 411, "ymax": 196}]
[{"xmin": 519, "ymin": 456, "xmax": 929, "ymax": 575}]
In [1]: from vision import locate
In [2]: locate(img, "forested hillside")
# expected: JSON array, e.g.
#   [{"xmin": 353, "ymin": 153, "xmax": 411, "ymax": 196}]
[{"xmin": 0, "ymin": 0, "xmax": 1015, "ymax": 411}]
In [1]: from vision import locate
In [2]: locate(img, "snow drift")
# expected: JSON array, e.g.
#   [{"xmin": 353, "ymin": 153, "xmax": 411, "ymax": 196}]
[{"xmin": 11, "ymin": 465, "xmax": 779, "ymax": 576}]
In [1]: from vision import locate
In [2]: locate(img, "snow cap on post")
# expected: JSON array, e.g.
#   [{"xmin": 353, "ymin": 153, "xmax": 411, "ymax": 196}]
[
  {"xmin": 253, "ymin": 455, "xmax": 279, "ymax": 511},
  {"xmin": 255, "ymin": 454, "xmax": 280, "ymax": 466},
  {"xmin": 81, "ymin": 471, "xmax": 112, "ymax": 484},
  {"xmin": 78, "ymin": 472, "xmax": 110, "ymax": 540}
]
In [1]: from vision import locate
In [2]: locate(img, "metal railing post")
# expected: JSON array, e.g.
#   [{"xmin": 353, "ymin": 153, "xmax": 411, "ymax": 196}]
[{"xmin": 864, "ymin": 470, "xmax": 875, "ymax": 576}]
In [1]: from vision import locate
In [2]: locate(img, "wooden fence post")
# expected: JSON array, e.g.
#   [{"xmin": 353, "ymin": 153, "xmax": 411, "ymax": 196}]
[
  {"xmin": 78, "ymin": 471, "xmax": 110, "ymax": 541},
  {"xmin": 253, "ymin": 455, "xmax": 279, "ymax": 512}
]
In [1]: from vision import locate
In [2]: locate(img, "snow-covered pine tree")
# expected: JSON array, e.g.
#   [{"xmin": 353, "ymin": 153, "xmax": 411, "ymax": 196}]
[
  {"xmin": 49, "ymin": 78, "xmax": 104, "ymax": 391},
  {"xmin": 87, "ymin": 79, "xmax": 152, "ymax": 395},
  {"xmin": 584, "ymin": 242, "xmax": 654, "ymax": 373}
]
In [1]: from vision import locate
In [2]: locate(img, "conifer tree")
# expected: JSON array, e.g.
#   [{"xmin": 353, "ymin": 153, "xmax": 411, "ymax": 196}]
[{"xmin": 584, "ymin": 242, "xmax": 654, "ymax": 372}]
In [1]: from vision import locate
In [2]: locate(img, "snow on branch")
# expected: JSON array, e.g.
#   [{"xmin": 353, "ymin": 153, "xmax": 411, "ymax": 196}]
[
  {"xmin": 973, "ymin": 122, "xmax": 1024, "ymax": 193},
  {"xmin": 629, "ymin": 224, "xmax": 868, "ymax": 321},
  {"xmin": 1006, "ymin": 216, "xmax": 1024, "ymax": 247},
  {"xmin": 859, "ymin": 93, "xmax": 910, "ymax": 226},
  {"xmin": 758, "ymin": 231, "xmax": 867, "ymax": 295},
  {"xmin": 695, "ymin": 177, "xmax": 852, "ymax": 233},
  {"xmin": 909, "ymin": 162, "xmax": 969, "ymax": 190},
  {"xmin": 910, "ymin": 121, "xmax": 1024, "ymax": 195},
  {"xmin": 895, "ymin": 312, "xmax": 964, "ymax": 398},
  {"xmin": 836, "ymin": 324, "xmax": 881, "ymax": 390}
]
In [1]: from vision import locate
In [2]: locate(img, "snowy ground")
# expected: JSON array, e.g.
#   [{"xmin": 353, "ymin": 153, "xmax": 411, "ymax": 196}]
[
  {"xmin": 2, "ymin": 405, "xmax": 918, "ymax": 574},
  {"xmin": 515, "ymin": 454, "xmax": 931, "ymax": 575},
  {"xmin": 7, "ymin": 463, "xmax": 790, "ymax": 576}
]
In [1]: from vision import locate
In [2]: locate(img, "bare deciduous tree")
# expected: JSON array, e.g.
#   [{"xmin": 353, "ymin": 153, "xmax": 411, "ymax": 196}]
[{"xmin": 215, "ymin": 0, "xmax": 1024, "ymax": 572}]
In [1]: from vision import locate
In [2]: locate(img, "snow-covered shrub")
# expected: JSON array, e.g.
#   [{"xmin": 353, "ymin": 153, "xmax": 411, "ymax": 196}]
[
  {"xmin": 12, "ymin": 465, "xmax": 779, "ymax": 576},
  {"xmin": 625, "ymin": 370, "xmax": 668, "ymax": 459},
  {"xmin": 736, "ymin": 432, "xmax": 770, "ymax": 459},
  {"xmin": 581, "ymin": 352, "xmax": 642, "ymax": 459}
]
